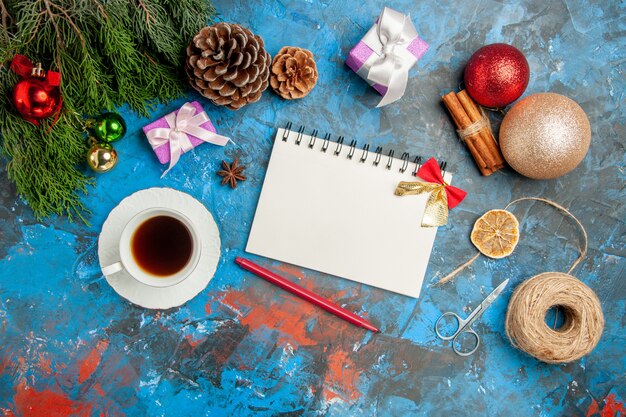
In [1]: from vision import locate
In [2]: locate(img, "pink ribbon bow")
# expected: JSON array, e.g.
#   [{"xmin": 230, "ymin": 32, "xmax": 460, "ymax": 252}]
[{"xmin": 146, "ymin": 102, "xmax": 230, "ymax": 177}]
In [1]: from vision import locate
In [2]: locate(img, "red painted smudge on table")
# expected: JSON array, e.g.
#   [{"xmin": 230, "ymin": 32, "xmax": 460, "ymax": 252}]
[
  {"xmin": 272, "ymin": 264, "xmax": 351, "ymax": 300},
  {"xmin": 185, "ymin": 334, "xmax": 205, "ymax": 348},
  {"xmin": 78, "ymin": 340, "xmax": 109, "ymax": 384},
  {"xmin": 587, "ymin": 399, "xmax": 600, "ymax": 416},
  {"xmin": 218, "ymin": 285, "xmax": 363, "ymax": 403},
  {"xmin": 322, "ymin": 349, "xmax": 361, "ymax": 403},
  {"xmin": 12, "ymin": 381, "xmax": 91, "ymax": 417},
  {"xmin": 0, "ymin": 356, "xmax": 10, "ymax": 375},
  {"xmin": 212, "ymin": 272, "xmax": 366, "ymax": 347},
  {"xmin": 274, "ymin": 263, "xmax": 307, "ymax": 281},
  {"xmin": 92, "ymin": 348, "xmax": 139, "ymax": 391},
  {"xmin": 93, "ymin": 382, "xmax": 106, "ymax": 397},
  {"xmin": 586, "ymin": 393, "xmax": 625, "ymax": 417},
  {"xmin": 205, "ymin": 269, "xmax": 368, "ymax": 403},
  {"xmin": 117, "ymin": 364, "xmax": 139, "ymax": 388},
  {"xmin": 36, "ymin": 353, "xmax": 52, "ymax": 375},
  {"xmin": 1, "ymin": 409, "xmax": 16, "ymax": 417},
  {"xmin": 220, "ymin": 288, "xmax": 318, "ymax": 346},
  {"xmin": 1, "ymin": 343, "xmax": 135, "ymax": 417},
  {"xmin": 16, "ymin": 356, "xmax": 26, "ymax": 374}
]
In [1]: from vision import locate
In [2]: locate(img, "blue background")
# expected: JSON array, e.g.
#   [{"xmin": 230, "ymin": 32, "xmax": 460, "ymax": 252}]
[{"xmin": 0, "ymin": 0, "xmax": 624, "ymax": 416}]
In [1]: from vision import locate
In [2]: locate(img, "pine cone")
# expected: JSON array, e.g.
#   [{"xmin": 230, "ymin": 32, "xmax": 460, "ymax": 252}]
[
  {"xmin": 270, "ymin": 47, "xmax": 318, "ymax": 100},
  {"xmin": 186, "ymin": 22, "xmax": 270, "ymax": 110}
]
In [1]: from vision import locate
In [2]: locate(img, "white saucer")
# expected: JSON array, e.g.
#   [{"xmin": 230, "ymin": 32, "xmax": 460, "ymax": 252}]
[{"xmin": 98, "ymin": 187, "xmax": 220, "ymax": 309}]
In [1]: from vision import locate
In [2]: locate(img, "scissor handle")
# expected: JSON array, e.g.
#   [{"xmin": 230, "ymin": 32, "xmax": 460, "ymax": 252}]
[
  {"xmin": 435, "ymin": 312, "xmax": 464, "ymax": 340},
  {"xmin": 452, "ymin": 327, "xmax": 480, "ymax": 356}
]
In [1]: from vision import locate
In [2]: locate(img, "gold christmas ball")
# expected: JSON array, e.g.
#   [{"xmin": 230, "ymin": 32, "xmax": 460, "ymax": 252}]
[
  {"xmin": 87, "ymin": 142, "xmax": 118, "ymax": 173},
  {"xmin": 500, "ymin": 93, "xmax": 591, "ymax": 179}
]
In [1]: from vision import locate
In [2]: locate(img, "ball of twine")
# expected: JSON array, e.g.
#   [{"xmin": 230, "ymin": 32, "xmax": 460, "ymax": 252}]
[{"xmin": 505, "ymin": 272, "xmax": 604, "ymax": 364}]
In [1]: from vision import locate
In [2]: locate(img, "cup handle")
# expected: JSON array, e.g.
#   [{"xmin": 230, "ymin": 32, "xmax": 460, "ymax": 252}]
[{"xmin": 102, "ymin": 262, "xmax": 123, "ymax": 276}]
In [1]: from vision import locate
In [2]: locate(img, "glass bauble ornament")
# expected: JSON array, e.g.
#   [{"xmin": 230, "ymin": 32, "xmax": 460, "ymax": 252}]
[
  {"xmin": 87, "ymin": 141, "xmax": 118, "ymax": 173},
  {"xmin": 464, "ymin": 43, "xmax": 530, "ymax": 108},
  {"xmin": 91, "ymin": 112, "xmax": 126, "ymax": 143},
  {"xmin": 500, "ymin": 93, "xmax": 591, "ymax": 180},
  {"xmin": 12, "ymin": 63, "xmax": 62, "ymax": 120}
]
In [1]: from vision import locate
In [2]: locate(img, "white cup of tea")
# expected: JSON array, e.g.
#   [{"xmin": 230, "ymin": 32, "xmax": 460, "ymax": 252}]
[{"xmin": 101, "ymin": 208, "xmax": 201, "ymax": 287}]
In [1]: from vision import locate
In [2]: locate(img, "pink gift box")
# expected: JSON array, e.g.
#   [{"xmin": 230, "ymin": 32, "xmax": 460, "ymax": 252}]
[
  {"xmin": 142, "ymin": 101, "xmax": 217, "ymax": 165},
  {"xmin": 345, "ymin": 18, "xmax": 429, "ymax": 95}
]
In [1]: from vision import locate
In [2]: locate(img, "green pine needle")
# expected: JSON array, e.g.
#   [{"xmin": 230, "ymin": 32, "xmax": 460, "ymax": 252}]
[{"xmin": 0, "ymin": 0, "xmax": 215, "ymax": 222}]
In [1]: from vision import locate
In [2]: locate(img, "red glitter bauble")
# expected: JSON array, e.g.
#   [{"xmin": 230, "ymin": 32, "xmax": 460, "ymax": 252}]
[
  {"xmin": 12, "ymin": 77, "xmax": 61, "ymax": 120},
  {"xmin": 464, "ymin": 43, "xmax": 530, "ymax": 108}
]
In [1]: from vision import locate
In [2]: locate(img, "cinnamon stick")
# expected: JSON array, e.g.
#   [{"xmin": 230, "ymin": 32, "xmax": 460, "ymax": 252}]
[
  {"xmin": 445, "ymin": 98, "xmax": 490, "ymax": 173},
  {"xmin": 448, "ymin": 93, "xmax": 497, "ymax": 169},
  {"xmin": 456, "ymin": 90, "xmax": 505, "ymax": 171},
  {"xmin": 442, "ymin": 92, "xmax": 495, "ymax": 176}
]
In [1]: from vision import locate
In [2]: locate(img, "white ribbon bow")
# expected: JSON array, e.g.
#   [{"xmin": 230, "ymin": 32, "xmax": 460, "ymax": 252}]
[
  {"xmin": 147, "ymin": 102, "xmax": 230, "ymax": 177},
  {"xmin": 364, "ymin": 7, "xmax": 419, "ymax": 107}
]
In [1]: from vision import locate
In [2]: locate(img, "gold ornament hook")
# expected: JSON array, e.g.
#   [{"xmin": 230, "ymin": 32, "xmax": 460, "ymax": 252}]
[{"xmin": 31, "ymin": 63, "xmax": 45, "ymax": 78}]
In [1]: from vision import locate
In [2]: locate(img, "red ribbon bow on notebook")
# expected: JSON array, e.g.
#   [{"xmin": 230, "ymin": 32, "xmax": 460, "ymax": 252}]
[{"xmin": 395, "ymin": 157, "xmax": 467, "ymax": 227}]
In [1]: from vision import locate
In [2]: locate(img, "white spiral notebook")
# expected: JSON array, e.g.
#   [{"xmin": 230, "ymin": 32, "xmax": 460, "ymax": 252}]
[{"xmin": 246, "ymin": 124, "xmax": 453, "ymax": 298}]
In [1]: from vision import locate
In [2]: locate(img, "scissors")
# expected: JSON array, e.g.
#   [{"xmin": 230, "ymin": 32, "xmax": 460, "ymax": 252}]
[{"xmin": 435, "ymin": 279, "xmax": 509, "ymax": 356}]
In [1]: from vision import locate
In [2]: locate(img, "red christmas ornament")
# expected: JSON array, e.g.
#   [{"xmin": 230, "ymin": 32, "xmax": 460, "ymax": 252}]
[
  {"xmin": 464, "ymin": 43, "xmax": 529, "ymax": 108},
  {"xmin": 10, "ymin": 55, "xmax": 62, "ymax": 124}
]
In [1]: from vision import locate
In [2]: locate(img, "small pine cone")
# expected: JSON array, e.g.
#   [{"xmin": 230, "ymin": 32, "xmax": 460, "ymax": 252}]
[
  {"xmin": 185, "ymin": 22, "xmax": 270, "ymax": 110},
  {"xmin": 269, "ymin": 46, "xmax": 318, "ymax": 100}
]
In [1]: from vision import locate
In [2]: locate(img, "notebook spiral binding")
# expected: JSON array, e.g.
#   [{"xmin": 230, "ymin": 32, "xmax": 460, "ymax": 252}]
[{"xmin": 282, "ymin": 122, "xmax": 447, "ymax": 176}]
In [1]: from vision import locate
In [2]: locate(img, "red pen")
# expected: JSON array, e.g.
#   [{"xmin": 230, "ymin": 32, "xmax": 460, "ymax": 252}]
[{"xmin": 235, "ymin": 257, "xmax": 379, "ymax": 332}]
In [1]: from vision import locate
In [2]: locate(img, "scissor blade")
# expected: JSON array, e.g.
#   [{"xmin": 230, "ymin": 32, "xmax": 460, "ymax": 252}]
[{"xmin": 481, "ymin": 279, "xmax": 509, "ymax": 309}]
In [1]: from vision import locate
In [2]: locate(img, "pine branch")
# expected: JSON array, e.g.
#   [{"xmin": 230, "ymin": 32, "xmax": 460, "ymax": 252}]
[{"xmin": 0, "ymin": 0, "xmax": 215, "ymax": 221}]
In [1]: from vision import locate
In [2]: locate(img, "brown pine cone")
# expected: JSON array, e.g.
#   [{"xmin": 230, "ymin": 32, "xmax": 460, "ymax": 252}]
[
  {"xmin": 270, "ymin": 46, "xmax": 318, "ymax": 100},
  {"xmin": 185, "ymin": 22, "xmax": 271, "ymax": 110}
]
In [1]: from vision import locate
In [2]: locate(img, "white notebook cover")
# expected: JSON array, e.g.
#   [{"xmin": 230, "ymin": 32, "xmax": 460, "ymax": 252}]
[{"xmin": 245, "ymin": 128, "xmax": 452, "ymax": 298}]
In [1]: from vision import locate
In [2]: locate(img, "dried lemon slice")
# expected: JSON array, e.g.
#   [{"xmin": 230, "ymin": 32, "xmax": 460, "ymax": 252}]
[{"xmin": 470, "ymin": 209, "xmax": 520, "ymax": 259}]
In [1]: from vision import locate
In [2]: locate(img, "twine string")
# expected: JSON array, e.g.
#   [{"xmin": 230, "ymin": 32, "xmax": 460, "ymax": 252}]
[
  {"xmin": 504, "ymin": 197, "xmax": 587, "ymax": 274},
  {"xmin": 436, "ymin": 253, "xmax": 480, "ymax": 285},
  {"xmin": 436, "ymin": 197, "xmax": 587, "ymax": 285},
  {"xmin": 505, "ymin": 198, "xmax": 589, "ymax": 330},
  {"xmin": 504, "ymin": 272, "xmax": 604, "ymax": 363},
  {"xmin": 456, "ymin": 106, "xmax": 498, "ymax": 146},
  {"xmin": 434, "ymin": 198, "xmax": 601, "ymax": 363}
]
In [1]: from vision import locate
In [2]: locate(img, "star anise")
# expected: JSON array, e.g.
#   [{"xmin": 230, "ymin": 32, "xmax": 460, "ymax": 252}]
[{"xmin": 217, "ymin": 158, "xmax": 247, "ymax": 188}]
